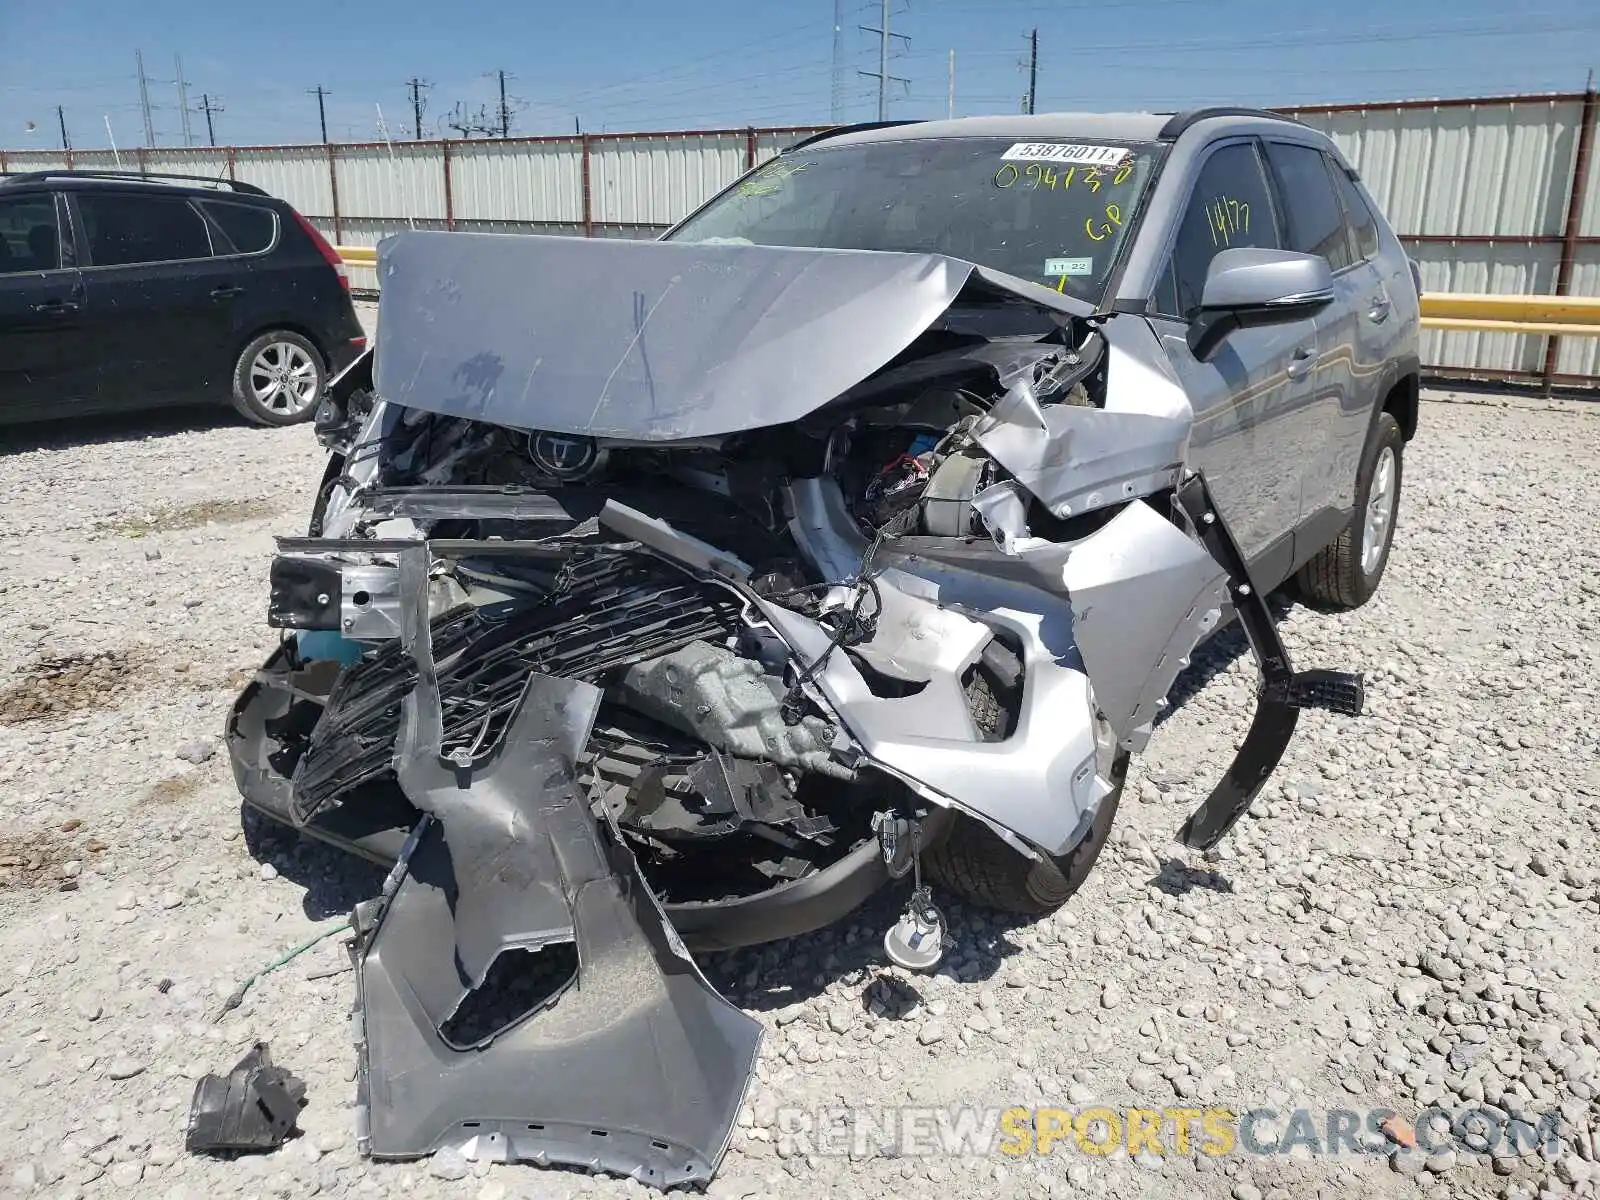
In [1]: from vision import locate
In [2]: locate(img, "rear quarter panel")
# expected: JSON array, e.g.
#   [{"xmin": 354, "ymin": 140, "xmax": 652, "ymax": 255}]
[{"xmin": 232, "ymin": 207, "xmax": 363, "ymax": 371}]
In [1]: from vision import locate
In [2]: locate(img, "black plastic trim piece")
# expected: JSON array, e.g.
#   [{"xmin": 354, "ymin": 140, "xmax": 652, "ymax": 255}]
[
  {"xmin": 1157, "ymin": 108, "xmax": 1307, "ymax": 140},
  {"xmin": 781, "ymin": 120, "xmax": 927, "ymax": 153}
]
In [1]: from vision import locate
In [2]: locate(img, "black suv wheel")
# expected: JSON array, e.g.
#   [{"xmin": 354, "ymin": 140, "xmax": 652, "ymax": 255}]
[{"xmin": 231, "ymin": 331, "xmax": 326, "ymax": 426}]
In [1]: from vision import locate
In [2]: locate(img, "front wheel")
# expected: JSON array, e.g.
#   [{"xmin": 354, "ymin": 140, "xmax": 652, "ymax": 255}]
[
  {"xmin": 924, "ymin": 757, "xmax": 1125, "ymax": 917},
  {"xmin": 1296, "ymin": 411, "xmax": 1403, "ymax": 609},
  {"xmin": 230, "ymin": 331, "xmax": 327, "ymax": 426}
]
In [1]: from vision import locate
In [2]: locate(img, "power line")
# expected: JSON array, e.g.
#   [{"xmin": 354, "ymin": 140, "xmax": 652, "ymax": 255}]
[
  {"xmin": 531, "ymin": 21, "xmax": 820, "ymax": 109},
  {"xmin": 307, "ymin": 85, "xmax": 331, "ymax": 144}
]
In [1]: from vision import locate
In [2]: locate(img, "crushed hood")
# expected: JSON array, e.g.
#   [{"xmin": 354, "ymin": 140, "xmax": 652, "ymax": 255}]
[{"xmin": 371, "ymin": 231, "xmax": 1083, "ymax": 440}]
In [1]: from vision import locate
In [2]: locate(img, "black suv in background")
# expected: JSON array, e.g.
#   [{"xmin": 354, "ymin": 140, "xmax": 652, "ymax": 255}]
[{"xmin": 0, "ymin": 171, "xmax": 365, "ymax": 427}]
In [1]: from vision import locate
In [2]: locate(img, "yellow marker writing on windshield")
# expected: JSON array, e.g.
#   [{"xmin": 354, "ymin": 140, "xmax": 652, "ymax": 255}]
[{"xmin": 1085, "ymin": 202, "xmax": 1124, "ymax": 242}]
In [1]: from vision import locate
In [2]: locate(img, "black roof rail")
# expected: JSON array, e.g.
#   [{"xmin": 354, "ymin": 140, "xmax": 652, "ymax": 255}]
[
  {"xmin": 781, "ymin": 119, "xmax": 927, "ymax": 153},
  {"xmin": 1157, "ymin": 107, "xmax": 1306, "ymax": 140},
  {"xmin": 0, "ymin": 169, "xmax": 269, "ymax": 196}
]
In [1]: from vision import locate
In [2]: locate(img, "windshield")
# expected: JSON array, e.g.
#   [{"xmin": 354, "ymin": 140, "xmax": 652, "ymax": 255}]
[{"xmin": 668, "ymin": 136, "xmax": 1162, "ymax": 303}]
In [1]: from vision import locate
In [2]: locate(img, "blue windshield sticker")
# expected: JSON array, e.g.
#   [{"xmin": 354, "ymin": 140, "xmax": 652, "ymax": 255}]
[
  {"xmin": 1003, "ymin": 142, "xmax": 1129, "ymax": 167},
  {"xmin": 1045, "ymin": 257, "xmax": 1094, "ymax": 277}
]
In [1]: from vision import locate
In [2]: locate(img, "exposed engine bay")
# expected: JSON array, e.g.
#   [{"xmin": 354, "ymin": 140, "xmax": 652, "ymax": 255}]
[{"xmin": 225, "ymin": 231, "xmax": 1365, "ymax": 1187}]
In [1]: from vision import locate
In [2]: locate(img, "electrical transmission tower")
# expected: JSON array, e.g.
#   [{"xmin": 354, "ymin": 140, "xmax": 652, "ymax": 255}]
[
  {"xmin": 175, "ymin": 54, "xmax": 194, "ymax": 146},
  {"xmin": 135, "ymin": 50, "xmax": 156, "ymax": 146},
  {"xmin": 831, "ymin": 0, "xmax": 847, "ymax": 122},
  {"xmin": 858, "ymin": 0, "xmax": 910, "ymax": 122}
]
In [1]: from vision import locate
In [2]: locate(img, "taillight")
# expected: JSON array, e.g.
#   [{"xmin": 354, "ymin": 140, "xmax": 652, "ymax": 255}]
[{"xmin": 292, "ymin": 209, "xmax": 350, "ymax": 291}]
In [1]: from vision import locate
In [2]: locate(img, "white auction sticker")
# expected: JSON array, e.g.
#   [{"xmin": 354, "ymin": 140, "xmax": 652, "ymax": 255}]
[
  {"xmin": 1044, "ymin": 257, "xmax": 1094, "ymax": 277},
  {"xmin": 1001, "ymin": 142, "xmax": 1129, "ymax": 166}
]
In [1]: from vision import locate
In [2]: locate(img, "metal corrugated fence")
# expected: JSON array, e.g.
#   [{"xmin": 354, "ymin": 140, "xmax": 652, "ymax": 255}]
[
  {"xmin": 4, "ymin": 95, "xmax": 1597, "ymax": 385},
  {"xmin": 1283, "ymin": 92, "xmax": 1600, "ymax": 385}
]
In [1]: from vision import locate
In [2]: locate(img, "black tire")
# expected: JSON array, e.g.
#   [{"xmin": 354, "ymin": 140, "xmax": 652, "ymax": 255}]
[
  {"xmin": 1296, "ymin": 411, "xmax": 1403, "ymax": 610},
  {"xmin": 924, "ymin": 756, "xmax": 1126, "ymax": 916},
  {"xmin": 230, "ymin": 330, "xmax": 327, "ymax": 427}
]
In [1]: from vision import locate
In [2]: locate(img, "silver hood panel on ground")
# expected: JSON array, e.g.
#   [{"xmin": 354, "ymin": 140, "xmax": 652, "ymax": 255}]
[{"xmin": 373, "ymin": 232, "xmax": 992, "ymax": 440}]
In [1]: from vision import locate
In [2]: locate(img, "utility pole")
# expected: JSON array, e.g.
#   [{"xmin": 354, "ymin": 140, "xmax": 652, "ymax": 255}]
[
  {"xmin": 176, "ymin": 54, "xmax": 194, "ymax": 147},
  {"xmin": 948, "ymin": 49, "xmax": 955, "ymax": 119},
  {"xmin": 136, "ymin": 50, "xmax": 155, "ymax": 147},
  {"xmin": 830, "ymin": 0, "xmax": 846, "ymax": 122},
  {"xmin": 496, "ymin": 69, "xmax": 510, "ymax": 137},
  {"xmin": 57, "ymin": 106, "xmax": 70, "ymax": 151},
  {"xmin": 198, "ymin": 94, "xmax": 222, "ymax": 146},
  {"xmin": 858, "ymin": 0, "xmax": 910, "ymax": 122},
  {"xmin": 308, "ymin": 86, "xmax": 331, "ymax": 143},
  {"xmin": 1024, "ymin": 28, "xmax": 1038, "ymax": 115},
  {"xmin": 405, "ymin": 78, "xmax": 430, "ymax": 139}
]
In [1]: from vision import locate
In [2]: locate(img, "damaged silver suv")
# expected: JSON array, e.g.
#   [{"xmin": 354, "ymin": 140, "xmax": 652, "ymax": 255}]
[{"xmin": 226, "ymin": 109, "xmax": 1418, "ymax": 1182}]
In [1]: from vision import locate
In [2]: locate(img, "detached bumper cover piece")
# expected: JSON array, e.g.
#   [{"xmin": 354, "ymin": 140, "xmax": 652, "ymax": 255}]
[
  {"xmin": 351, "ymin": 547, "xmax": 761, "ymax": 1187},
  {"xmin": 1172, "ymin": 473, "xmax": 1365, "ymax": 850},
  {"xmin": 185, "ymin": 1043, "xmax": 306, "ymax": 1155}
]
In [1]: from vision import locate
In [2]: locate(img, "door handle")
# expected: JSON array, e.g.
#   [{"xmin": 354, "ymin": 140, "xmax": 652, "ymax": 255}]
[
  {"xmin": 1368, "ymin": 295, "xmax": 1392, "ymax": 323},
  {"xmin": 210, "ymin": 285, "xmax": 244, "ymax": 300},
  {"xmin": 30, "ymin": 300, "xmax": 80, "ymax": 316},
  {"xmin": 1286, "ymin": 345, "xmax": 1315, "ymax": 380}
]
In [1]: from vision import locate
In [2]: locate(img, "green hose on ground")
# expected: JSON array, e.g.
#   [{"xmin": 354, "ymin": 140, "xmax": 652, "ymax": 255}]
[{"xmin": 212, "ymin": 920, "xmax": 349, "ymax": 1023}]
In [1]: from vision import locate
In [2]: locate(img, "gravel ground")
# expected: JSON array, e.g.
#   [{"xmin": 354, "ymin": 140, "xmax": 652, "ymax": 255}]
[{"xmin": 1, "ymin": 386, "xmax": 1597, "ymax": 1200}]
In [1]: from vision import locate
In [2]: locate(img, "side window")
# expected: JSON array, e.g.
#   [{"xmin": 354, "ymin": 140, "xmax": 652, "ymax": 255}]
[
  {"xmin": 1328, "ymin": 158, "xmax": 1380, "ymax": 262},
  {"xmin": 199, "ymin": 200, "xmax": 277, "ymax": 255},
  {"xmin": 1153, "ymin": 142, "xmax": 1281, "ymax": 319},
  {"xmin": 1263, "ymin": 141, "xmax": 1353, "ymax": 272},
  {"xmin": 0, "ymin": 195, "xmax": 62, "ymax": 274},
  {"xmin": 77, "ymin": 193, "xmax": 212, "ymax": 267}
]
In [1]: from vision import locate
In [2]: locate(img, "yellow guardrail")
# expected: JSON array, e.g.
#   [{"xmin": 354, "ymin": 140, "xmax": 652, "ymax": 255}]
[
  {"xmin": 334, "ymin": 247, "xmax": 1597, "ymax": 336},
  {"xmin": 1420, "ymin": 292, "xmax": 1600, "ymax": 324},
  {"xmin": 1420, "ymin": 292, "xmax": 1600, "ymax": 335}
]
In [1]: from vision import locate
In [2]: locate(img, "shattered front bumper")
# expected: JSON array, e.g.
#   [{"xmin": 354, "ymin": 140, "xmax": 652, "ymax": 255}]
[
  {"xmin": 349, "ymin": 672, "xmax": 761, "ymax": 1184},
  {"xmin": 227, "ymin": 644, "xmax": 954, "ymax": 953},
  {"xmin": 225, "ymin": 473, "xmax": 1364, "ymax": 1189}
]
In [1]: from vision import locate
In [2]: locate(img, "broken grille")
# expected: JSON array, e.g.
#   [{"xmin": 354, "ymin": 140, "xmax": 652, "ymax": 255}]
[{"xmin": 291, "ymin": 552, "xmax": 745, "ymax": 823}]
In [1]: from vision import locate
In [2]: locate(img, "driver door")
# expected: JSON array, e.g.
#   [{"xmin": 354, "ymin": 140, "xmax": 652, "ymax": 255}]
[{"xmin": 1145, "ymin": 139, "xmax": 1320, "ymax": 588}]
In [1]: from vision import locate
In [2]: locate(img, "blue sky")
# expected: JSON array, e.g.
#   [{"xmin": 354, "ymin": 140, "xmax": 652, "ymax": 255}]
[{"xmin": 1, "ymin": 0, "xmax": 1596, "ymax": 148}]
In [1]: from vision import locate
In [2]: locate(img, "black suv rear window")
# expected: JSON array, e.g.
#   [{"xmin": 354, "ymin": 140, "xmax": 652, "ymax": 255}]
[
  {"xmin": 200, "ymin": 200, "xmax": 276, "ymax": 255},
  {"xmin": 0, "ymin": 196, "xmax": 60, "ymax": 273},
  {"xmin": 78, "ymin": 192, "xmax": 212, "ymax": 267}
]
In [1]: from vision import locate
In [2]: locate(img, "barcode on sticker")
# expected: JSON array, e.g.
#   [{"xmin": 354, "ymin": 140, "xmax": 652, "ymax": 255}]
[{"xmin": 1002, "ymin": 142, "xmax": 1129, "ymax": 166}]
